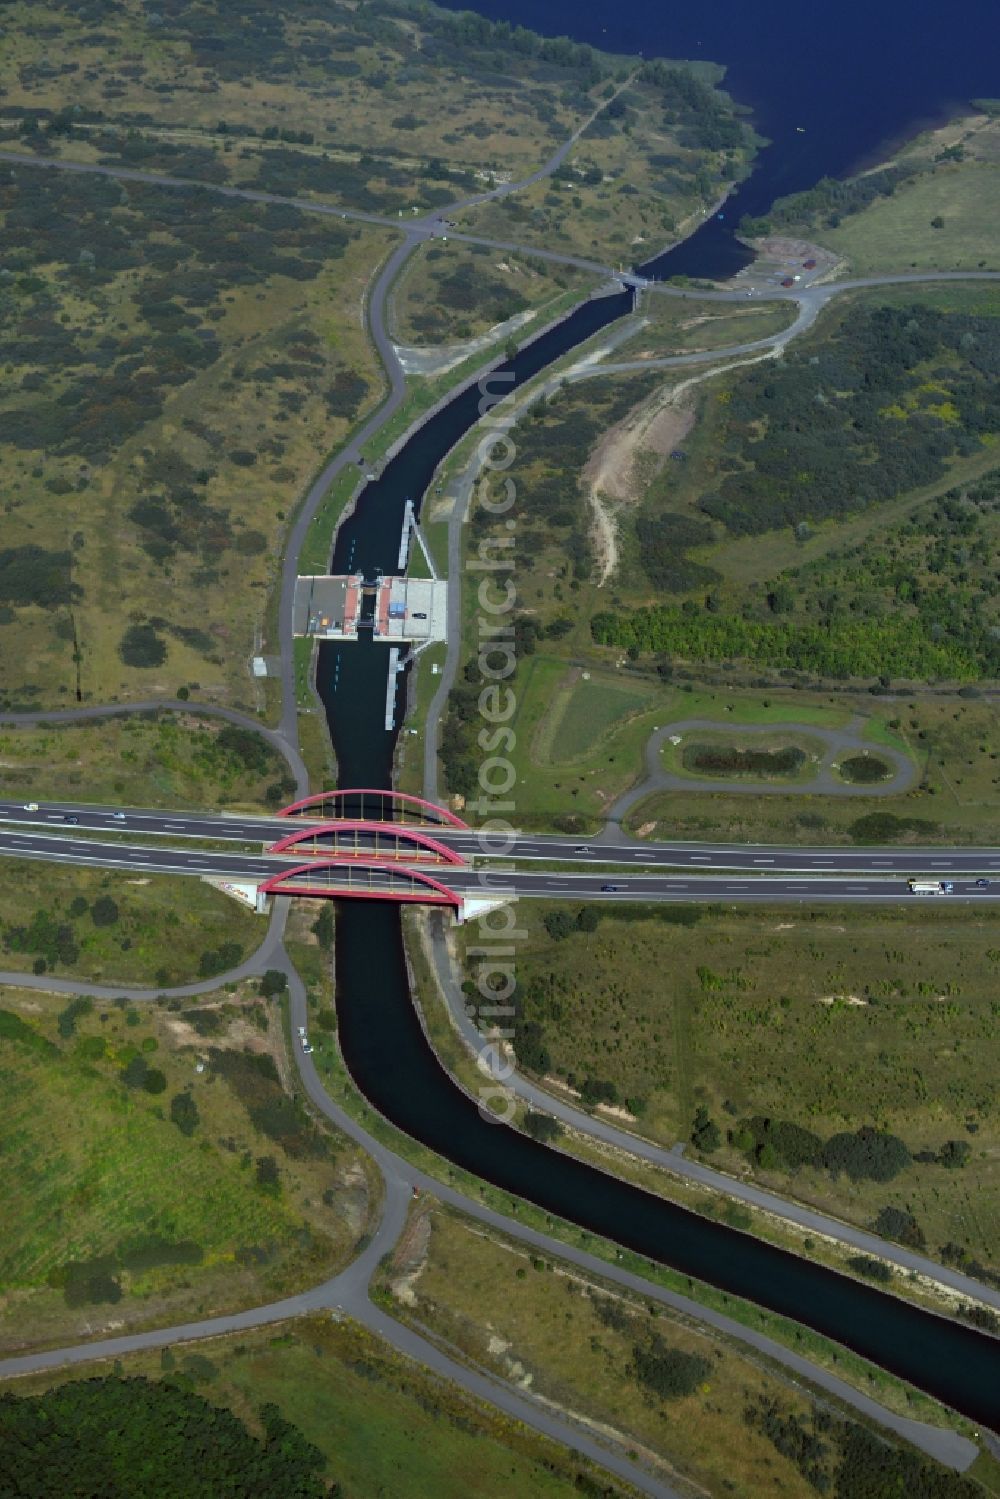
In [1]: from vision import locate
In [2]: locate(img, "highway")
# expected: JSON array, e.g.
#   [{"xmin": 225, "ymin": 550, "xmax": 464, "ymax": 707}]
[
  {"xmin": 0, "ymin": 820, "xmax": 998, "ymax": 904},
  {"xmin": 1, "ymin": 799, "xmax": 998, "ymax": 875}
]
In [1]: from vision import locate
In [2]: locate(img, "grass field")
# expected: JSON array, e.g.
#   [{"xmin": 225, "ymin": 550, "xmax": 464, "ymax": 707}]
[
  {"xmin": 461, "ymin": 900, "xmax": 1000, "ymax": 1274},
  {"xmin": 0, "ymin": 862, "xmax": 262, "ymax": 986},
  {"xmin": 0, "ymin": 980, "xmax": 374, "ymax": 1353},
  {"xmin": 375, "ymin": 1199, "xmax": 977, "ymax": 1498},
  {"xmin": 783, "ymin": 113, "xmax": 1000, "ymax": 275},
  {"xmin": 1, "ymin": 1316, "xmax": 625, "ymax": 1499},
  {"xmin": 0, "ymin": 712, "xmax": 293, "ymax": 812},
  {"xmin": 537, "ymin": 676, "xmax": 652, "ymax": 765},
  {"xmin": 615, "ymin": 293, "xmax": 797, "ymax": 358},
  {"xmin": 819, "ymin": 165, "xmax": 1000, "ymax": 273}
]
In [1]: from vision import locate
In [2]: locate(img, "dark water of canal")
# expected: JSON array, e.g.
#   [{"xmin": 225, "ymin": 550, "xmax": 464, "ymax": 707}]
[{"xmin": 314, "ymin": 1, "xmax": 1000, "ymax": 1427}]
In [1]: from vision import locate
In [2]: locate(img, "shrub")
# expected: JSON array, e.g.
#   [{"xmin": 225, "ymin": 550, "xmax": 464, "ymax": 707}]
[
  {"xmin": 846, "ymin": 1255, "xmax": 892, "ymax": 1283},
  {"xmin": 839, "ymin": 755, "xmax": 891, "ymax": 784},
  {"xmin": 824, "ymin": 1127, "xmax": 911, "ymax": 1183},
  {"xmin": 632, "ymin": 1338, "xmax": 711, "ymax": 1399},
  {"xmin": 871, "ymin": 1205, "xmax": 925, "ymax": 1248},
  {"xmin": 523, "ymin": 1111, "xmax": 562, "ymax": 1143},
  {"xmin": 691, "ymin": 1105, "xmax": 721, "ymax": 1152},
  {"xmin": 259, "ymin": 969, "xmax": 287, "ymax": 998},
  {"xmin": 255, "ymin": 1155, "xmax": 280, "ymax": 1191},
  {"xmin": 90, "ymin": 895, "xmax": 120, "ymax": 927},
  {"xmin": 120, "ymin": 623, "xmax": 167, "ymax": 668},
  {"xmin": 57, "ymin": 995, "xmax": 93, "ymax": 1039},
  {"xmin": 542, "ymin": 910, "xmax": 576, "ymax": 941}
]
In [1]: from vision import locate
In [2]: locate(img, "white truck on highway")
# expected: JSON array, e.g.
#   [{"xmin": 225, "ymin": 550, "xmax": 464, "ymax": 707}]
[{"xmin": 907, "ymin": 879, "xmax": 954, "ymax": 895}]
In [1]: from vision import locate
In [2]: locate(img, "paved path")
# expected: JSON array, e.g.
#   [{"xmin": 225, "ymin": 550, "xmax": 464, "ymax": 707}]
[
  {"xmin": 605, "ymin": 715, "xmax": 916, "ymax": 826},
  {"xmin": 2, "ymin": 138, "xmax": 999, "ymax": 1479},
  {"xmin": 0, "ymin": 914, "xmax": 978, "ymax": 1477},
  {"xmin": 423, "ymin": 916, "xmax": 1000, "ymax": 1316}
]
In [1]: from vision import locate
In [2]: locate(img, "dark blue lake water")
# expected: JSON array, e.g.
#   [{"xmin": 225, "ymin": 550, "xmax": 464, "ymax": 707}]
[{"xmin": 438, "ymin": 0, "xmax": 1000, "ymax": 277}]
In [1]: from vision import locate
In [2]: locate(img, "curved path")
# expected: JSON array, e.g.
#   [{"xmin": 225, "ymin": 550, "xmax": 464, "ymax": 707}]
[
  {"xmin": 605, "ymin": 716, "xmax": 915, "ymax": 827},
  {"xmin": 423, "ymin": 917, "xmax": 1000, "ymax": 1315},
  {"xmin": 2, "ymin": 134, "xmax": 999, "ymax": 1481},
  {"xmin": 0, "ymin": 918, "xmax": 978, "ymax": 1478}
]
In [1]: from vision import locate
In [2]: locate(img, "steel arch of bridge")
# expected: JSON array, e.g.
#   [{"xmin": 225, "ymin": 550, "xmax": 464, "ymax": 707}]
[
  {"xmin": 267, "ymin": 821, "xmax": 465, "ymax": 866},
  {"xmin": 278, "ymin": 788, "xmax": 467, "ymax": 829},
  {"xmin": 258, "ymin": 858, "xmax": 461, "ymax": 907}
]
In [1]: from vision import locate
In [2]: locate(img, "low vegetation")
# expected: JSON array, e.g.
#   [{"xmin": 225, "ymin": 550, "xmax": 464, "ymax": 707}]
[
  {"xmin": 593, "ymin": 298, "xmax": 1000, "ymax": 680},
  {"xmin": 460, "ymin": 901, "xmax": 1000, "ymax": 1276},
  {"xmin": 0, "ymin": 1316, "xmax": 614, "ymax": 1499},
  {"xmin": 0, "ymin": 0, "xmax": 622, "ymax": 203},
  {"xmin": 456, "ymin": 58, "xmax": 756, "ymax": 264},
  {"xmin": 0, "ymin": 712, "xmax": 294, "ymax": 810},
  {"xmin": 441, "ymin": 287, "xmax": 1000, "ymax": 827},
  {"xmin": 391, "ymin": 242, "xmax": 591, "ymax": 346},
  {"xmin": 0, "ymin": 863, "xmax": 260, "ymax": 986},
  {"xmin": 0, "ymin": 980, "xmax": 374, "ymax": 1353},
  {"xmin": 0, "ymin": 160, "xmax": 390, "ymax": 710},
  {"xmin": 375, "ymin": 1200, "xmax": 983, "ymax": 1498}
]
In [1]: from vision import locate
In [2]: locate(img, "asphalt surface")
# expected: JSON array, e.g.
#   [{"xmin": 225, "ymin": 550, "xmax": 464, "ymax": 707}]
[
  {"xmin": 2, "ymin": 138, "xmax": 999, "ymax": 1481},
  {"xmin": 0, "ymin": 913, "xmax": 977, "ymax": 1477},
  {"xmin": 1, "ymin": 799, "xmax": 998, "ymax": 875},
  {"xmin": 607, "ymin": 715, "xmax": 916, "ymax": 812},
  {"xmin": 0, "ymin": 819, "xmax": 998, "ymax": 905}
]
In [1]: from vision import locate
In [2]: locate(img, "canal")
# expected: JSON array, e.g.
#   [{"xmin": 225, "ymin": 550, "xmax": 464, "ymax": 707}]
[{"xmin": 314, "ymin": 280, "xmax": 1000, "ymax": 1430}]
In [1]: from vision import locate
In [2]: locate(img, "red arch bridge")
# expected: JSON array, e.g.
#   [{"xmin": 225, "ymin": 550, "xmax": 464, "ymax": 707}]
[
  {"xmin": 255, "ymin": 794, "xmax": 504, "ymax": 918},
  {"xmin": 278, "ymin": 789, "xmax": 467, "ymax": 829},
  {"xmin": 267, "ymin": 820, "xmax": 464, "ymax": 866},
  {"xmin": 258, "ymin": 858, "xmax": 464, "ymax": 909}
]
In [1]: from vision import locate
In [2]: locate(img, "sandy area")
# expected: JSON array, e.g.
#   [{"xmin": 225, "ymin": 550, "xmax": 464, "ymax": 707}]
[{"xmin": 582, "ymin": 385, "xmax": 697, "ymax": 585}]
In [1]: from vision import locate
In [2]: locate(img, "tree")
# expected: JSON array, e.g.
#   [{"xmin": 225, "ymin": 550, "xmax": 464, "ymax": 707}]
[
  {"xmin": 311, "ymin": 906, "xmax": 334, "ymax": 951},
  {"xmin": 169, "ymin": 1091, "xmax": 200, "ymax": 1136},
  {"xmin": 120, "ymin": 623, "xmax": 166, "ymax": 668},
  {"xmin": 0, "ymin": 1376, "xmax": 329, "ymax": 1495},
  {"xmin": 260, "ymin": 969, "xmax": 287, "ymax": 998},
  {"xmin": 121, "ymin": 1055, "xmax": 149, "ymax": 1088},
  {"xmin": 524, "ymin": 1110, "xmax": 562, "ymax": 1143},
  {"xmin": 691, "ymin": 1105, "xmax": 721, "ymax": 1153}
]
